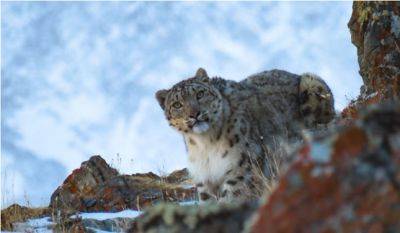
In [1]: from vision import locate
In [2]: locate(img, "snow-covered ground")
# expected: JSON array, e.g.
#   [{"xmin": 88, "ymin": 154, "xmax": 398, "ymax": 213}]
[
  {"xmin": 4, "ymin": 201, "xmax": 198, "ymax": 232},
  {"xmin": 8, "ymin": 210, "xmax": 141, "ymax": 233},
  {"xmin": 9, "ymin": 217, "xmax": 54, "ymax": 233},
  {"xmin": 71, "ymin": 209, "xmax": 142, "ymax": 221}
]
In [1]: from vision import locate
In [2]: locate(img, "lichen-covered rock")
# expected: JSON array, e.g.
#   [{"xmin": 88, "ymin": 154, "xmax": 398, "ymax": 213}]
[
  {"xmin": 86, "ymin": 174, "xmax": 195, "ymax": 213},
  {"xmin": 250, "ymin": 103, "xmax": 400, "ymax": 233},
  {"xmin": 343, "ymin": 2, "xmax": 400, "ymax": 118},
  {"xmin": 130, "ymin": 202, "xmax": 257, "ymax": 233},
  {"xmin": 50, "ymin": 155, "xmax": 120, "ymax": 216},
  {"xmin": 49, "ymin": 156, "xmax": 196, "ymax": 218},
  {"xmin": 164, "ymin": 168, "xmax": 190, "ymax": 183}
]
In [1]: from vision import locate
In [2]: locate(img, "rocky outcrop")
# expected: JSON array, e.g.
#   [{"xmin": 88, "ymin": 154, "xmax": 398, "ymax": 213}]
[
  {"xmin": 343, "ymin": 2, "xmax": 400, "ymax": 118},
  {"xmin": 250, "ymin": 103, "xmax": 400, "ymax": 232},
  {"xmin": 2, "ymin": 157, "xmax": 195, "ymax": 231},
  {"xmin": 49, "ymin": 155, "xmax": 119, "ymax": 217},
  {"xmin": 49, "ymin": 156, "xmax": 196, "ymax": 218},
  {"xmin": 87, "ymin": 174, "xmax": 195, "ymax": 212}
]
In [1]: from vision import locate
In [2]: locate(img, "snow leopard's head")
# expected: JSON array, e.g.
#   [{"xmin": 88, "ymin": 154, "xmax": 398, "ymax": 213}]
[{"xmin": 156, "ymin": 68, "xmax": 224, "ymax": 134}]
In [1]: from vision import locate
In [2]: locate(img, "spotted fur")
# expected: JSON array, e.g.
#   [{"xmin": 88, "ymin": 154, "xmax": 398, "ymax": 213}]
[
  {"xmin": 156, "ymin": 68, "xmax": 334, "ymax": 203},
  {"xmin": 299, "ymin": 73, "xmax": 335, "ymax": 126}
]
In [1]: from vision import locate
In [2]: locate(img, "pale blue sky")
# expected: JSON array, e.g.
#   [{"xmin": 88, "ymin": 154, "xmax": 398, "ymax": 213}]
[{"xmin": 1, "ymin": 1, "xmax": 361, "ymax": 207}]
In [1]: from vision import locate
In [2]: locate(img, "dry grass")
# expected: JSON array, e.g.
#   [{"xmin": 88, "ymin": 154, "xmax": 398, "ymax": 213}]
[
  {"xmin": 238, "ymin": 134, "xmax": 302, "ymax": 203},
  {"xmin": 1, "ymin": 204, "xmax": 49, "ymax": 231}
]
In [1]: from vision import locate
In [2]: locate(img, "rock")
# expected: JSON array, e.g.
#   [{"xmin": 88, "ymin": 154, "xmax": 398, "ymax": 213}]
[
  {"xmin": 129, "ymin": 202, "xmax": 257, "ymax": 233},
  {"xmin": 250, "ymin": 103, "xmax": 400, "ymax": 233},
  {"xmin": 86, "ymin": 174, "xmax": 195, "ymax": 212},
  {"xmin": 164, "ymin": 168, "xmax": 190, "ymax": 183},
  {"xmin": 50, "ymin": 155, "xmax": 119, "ymax": 217},
  {"xmin": 131, "ymin": 168, "xmax": 191, "ymax": 184},
  {"xmin": 131, "ymin": 171, "xmax": 161, "ymax": 180},
  {"xmin": 343, "ymin": 2, "xmax": 400, "ymax": 118},
  {"xmin": 49, "ymin": 156, "xmax": 196, "ymax": 218},
  {"xmin": 1, "ymin": 204, "xmax": 49, "ymax": 231}
]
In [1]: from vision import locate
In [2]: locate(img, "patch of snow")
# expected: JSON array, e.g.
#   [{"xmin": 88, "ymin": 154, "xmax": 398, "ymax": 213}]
[
  {"xmin": 26, "ymin": 217, "xmax": 52, "ymax": 227},
  {"xmin": 72, "ymin": 209, "xmax": 142, "ymax": 221},
  {"xmin": 179, "ymin": 200, "xmax": 198, "ymax": 206},
  {"xmin": 12, "ymin": 217, "xmax": 53, "ymax": 233},
  {"xmin": 179, "ymin": 184, "xmax": 195, "ymax": 189}
]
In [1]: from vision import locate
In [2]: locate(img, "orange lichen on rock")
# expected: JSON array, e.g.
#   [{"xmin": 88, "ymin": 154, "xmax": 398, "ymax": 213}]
[
  {"xmin": 331, "ymin": 126, "xmax": 367, "ymax": 162},
  {"xmin": 251, "ymin": 104, "xmax": 400, "ymax": 233},
  {"xmin": 49, "ymin": 156, "xmax": 196, "ymax": 218},
  {"xmin": 343, "ymin": 2, "xmax": 400, "ymax": 119}
]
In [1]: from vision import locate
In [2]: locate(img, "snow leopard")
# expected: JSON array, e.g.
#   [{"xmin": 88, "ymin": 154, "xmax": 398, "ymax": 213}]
[{"xmin": 155, "ymin": 68, "xmax": 334, "ymax": 203}]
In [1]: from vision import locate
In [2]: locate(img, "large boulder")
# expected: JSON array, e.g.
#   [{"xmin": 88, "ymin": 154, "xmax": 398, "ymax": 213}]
[
  {"xmin": 250, "ymin": 103, "xmax": 400, "ymax": 232},
  {"xmin": 85, "ymin": 174, "xmax": 195, "ymax": 212},
  {"xmin": 49, "ymin": 156, "xmax": 196, "ymax": 218},
  {"xmin": 343, "ymin": 2, "xmax": 400, "ymax": 118},
  {"xmin": 50, "ymin": 155, "xmax": 120, "ymax": 216}
]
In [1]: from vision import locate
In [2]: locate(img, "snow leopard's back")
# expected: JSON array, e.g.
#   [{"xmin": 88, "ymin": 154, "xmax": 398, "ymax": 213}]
[{"xmin": 242, "ymin": 69, "xmax": 335, "ymax": 128}]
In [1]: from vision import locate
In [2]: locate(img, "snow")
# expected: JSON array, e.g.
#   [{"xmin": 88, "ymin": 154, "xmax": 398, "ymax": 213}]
[
  {"xmin": 71, "ymin": 209, "xmax": 142, "ymax": 221},
  {"xmin": 3, "ymin": 205, "xmax": 200, "ymax": 233},
  {"xmin": 4, "ymin": 210, "xmax": 142, "ymax": 233},
  {"xmin": 26, "ymin": 217, "xmax": 53, "ymax": 228},
  {"xmin": 11, "ymin": 217, "xmax": 53, "ymax": 233},
  {"xmin": 179, "ymin": 200, "xmax": 198, "ymax": 206},
  {"xmin": 70, "ymin": 202, "xmax": 197, "ymax": 221}
]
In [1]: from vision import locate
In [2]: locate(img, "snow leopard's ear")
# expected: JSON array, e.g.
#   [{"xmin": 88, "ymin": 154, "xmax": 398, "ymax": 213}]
[
  {"xmin": 195, "ymin": 68, "xmax": 209, "ymax": 82},
  {"xmin": 155, "ymin": 89, "xmax": 169, "ymax": 110}
]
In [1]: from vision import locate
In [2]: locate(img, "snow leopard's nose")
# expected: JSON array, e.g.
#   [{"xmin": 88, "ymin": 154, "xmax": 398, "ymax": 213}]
[{"xmin": 189, "ymin": 111, "xmax": 200, "ymax": 119}]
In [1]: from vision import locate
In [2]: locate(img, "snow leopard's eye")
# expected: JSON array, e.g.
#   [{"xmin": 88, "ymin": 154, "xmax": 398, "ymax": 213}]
[
  {"xmin": 172, "ymin": 101, "xmax": 182, "ymax": 109},
  {"xmin": 196, "ymin": 90, "xmax": 205, "ymax": 99}
]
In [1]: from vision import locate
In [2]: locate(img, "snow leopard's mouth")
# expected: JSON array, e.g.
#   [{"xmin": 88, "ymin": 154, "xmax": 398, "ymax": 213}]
[
  {"xmin": 187, "ymin": 117, "xmax": 210, "ymax": 134},
  {"xmin": 191, "ymin": 121, "xmax": 210, "ymax": 134}
]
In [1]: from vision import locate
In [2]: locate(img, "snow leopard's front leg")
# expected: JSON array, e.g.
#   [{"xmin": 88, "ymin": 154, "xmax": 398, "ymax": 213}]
[
  {"xmin": 195, "ymin": 182, "xmax": 217, "ymax": 204},
  {"xmin": 218, "ymin": 153, "xmax": 256, "ymax": 203}
]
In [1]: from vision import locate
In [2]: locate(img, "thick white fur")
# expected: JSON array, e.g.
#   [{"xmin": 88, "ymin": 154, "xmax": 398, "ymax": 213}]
[
  {"xmin": 192, "ymin": 122, "xmax": 210, "ymax": 134},
  {"xmin": 185, "ymin": 134, "xmax": 238, "ymax": 184}
]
